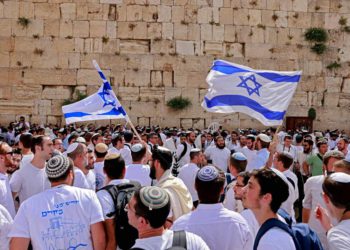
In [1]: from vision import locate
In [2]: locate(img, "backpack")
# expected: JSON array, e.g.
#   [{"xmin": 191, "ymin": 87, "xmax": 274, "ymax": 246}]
[
  {"xmin": 101, "ymin": 181, "xmax": 142, "ymax": 250},
  {"xmin": 130, "ymin": 230, "xmax": 187, "ymax": 250},
  {"xmin": 253, "ymin": 208, "xmax": 323, "ymax": 250}
]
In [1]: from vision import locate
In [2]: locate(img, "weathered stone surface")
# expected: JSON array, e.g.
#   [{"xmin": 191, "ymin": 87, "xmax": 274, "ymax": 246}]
[{"xmin": 42, "ymin": 86, "xmax": 72, "ymax": 100}]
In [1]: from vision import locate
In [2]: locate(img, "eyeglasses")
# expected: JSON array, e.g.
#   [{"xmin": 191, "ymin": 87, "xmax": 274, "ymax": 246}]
[
  {"xmin": 124, "ymin": 203, "xmax": 136, "ymax": 213},
  {"xmin": 3, "ymin": 151, "xmax": 13, "ymax": 156}
]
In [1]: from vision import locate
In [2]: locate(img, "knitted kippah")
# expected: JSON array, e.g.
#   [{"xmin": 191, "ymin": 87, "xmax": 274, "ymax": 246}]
[
  {"xmin": 197, "ymin": 165, "xmax": 219, "ymax": 181},
  {"xmin": 139, "ymin": 186, "xmax": 169, "ymax": 210},
  {"xmin": 46, "ymin": 155, "xmax": 71, "ymax": 178}
]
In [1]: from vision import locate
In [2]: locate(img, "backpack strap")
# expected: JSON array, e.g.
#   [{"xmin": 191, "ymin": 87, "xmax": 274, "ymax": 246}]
[
  {"xmin": 254, "ymin": 218, "xmax": 300, "ymax": 250},
  {"xmin": 286, "ymin": 177, "xmax": 296, "ymax": 189},
  {"xmin": 172, "ymin": 230, "xmax": 187, "ymax": 249},
  {"xmin": 177, "ymin": 143, "xmax": 187, "ymax": 162}
]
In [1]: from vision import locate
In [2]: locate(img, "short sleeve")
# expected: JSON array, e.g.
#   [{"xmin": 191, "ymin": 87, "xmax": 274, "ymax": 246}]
[
  {"xmin": 8, "ymin": 202, "xmax": 30, "ymax": 238},
  {"xmin": 327, "ymin": 227, "xmax": 350, "ymax": 250},
  {"xmin": 9, "ymin": 171, "xmax": 21, "ymax": 193},
  {"xmin": 302, "ymin": 178, "xmax": 312, "ymax": 210},
  {"xmin": 96, "ymin": 190, "xmax": 115, "ymax": 220},
  {"xmin": 88, "ymin": 191, "xmax": 105, "ymax": 224}
]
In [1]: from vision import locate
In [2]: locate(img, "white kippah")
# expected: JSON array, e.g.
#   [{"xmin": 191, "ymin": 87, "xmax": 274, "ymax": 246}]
[
  {"xmin": 66, "ymin": 142, "xmax": 79, "ymax": 154},
  {"xmin": 329, "ymin": 172, "xmax": 350, "ymax": 183},
  {"xmin": 197, "ymin": 166, "xmax": 219, "ymax": 181},
  {"xmin": 131, "ymin": 143, "xmax": 143, "ymax": 153},
  {"xmin": 231, "ymin": 152, "xmax": 247, "ymax": 161}
]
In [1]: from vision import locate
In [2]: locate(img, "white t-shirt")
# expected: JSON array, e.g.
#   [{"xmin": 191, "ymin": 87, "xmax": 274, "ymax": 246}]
[
  {"xmin": 131, "ymin": 229, "xmax": 209, "ymax": 250},
  {"xmin": 85, "ymin": 170, "xmax": 96, "ymax": 191},
  {"xmin": 9, "ymin": 185, "xmax": 104, "ymax": 250},
  {"xmin": 241, "ymin": 209, "xmax": 259, "ymax": 237},
  {"xmin": 0, "ymin": 204, "xmax": 13, "ymax": 250},
  {"xmin": 277, "ymin": 144, "xmax": 298, "ymax": 161},
  {"xmin": 327, "ymin": 219, "xmax": 350, "ymax": 250},
  {"xmin": 171, "ymin": 203, "xmax": 253, "ymax": 250},
  {"xmin": 0, "ymin": 173, "xmax": 15, "ymax": 218},
  {"xmin": 93, "ymin": 161, "xmax": 106, "ymax": 190},
  {"xmin": 257, "ymin": 227, "xmax": 296, "ymax": 250},
  {"xmin": 241, "ymin": 147, "xmax": 257, "ymax": 172},
  {"xmin": 176, "ymin": 142, "xmax": 193, "ymax": 167},
  {"xmin": 21, "ymin": 154, "xmax": 34, "ymax": 167},
  {"xmin": 249, "ymin": 148, "xmax": 270, "ymax": 170},
  {"xmin": 177, "ymin": 163, "xmax": 199, "ymax": 202},
  {"xmin": 9, "ymin": 162, "xmax": 50, "ymax": 204},
  {"xmin": 108, "ymin": 146, "xmax": 132, "ymax": 166},
  {"xmin": 97, "ymin": 179, "xmax": 130, "ymax": 219},
  {"xmin": 125, "ymin": 163, "xmax": 152, "ymax": 186},
  {"xmin": 73, "ymin": 167, "xmax": 90, "ymax": 190},
  {"xmin": 204, "ymin": 146, "xmax": 231, "ymax": 172}
]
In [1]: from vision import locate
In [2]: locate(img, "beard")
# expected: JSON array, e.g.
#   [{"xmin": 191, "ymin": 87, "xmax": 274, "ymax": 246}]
[
  {"xmin": 149, "ymin": 165, "xmax": 156, "ymax": 179},
  {"xmin": 217, "ymin": 144, "xmax": 225, "ymax": 149}
]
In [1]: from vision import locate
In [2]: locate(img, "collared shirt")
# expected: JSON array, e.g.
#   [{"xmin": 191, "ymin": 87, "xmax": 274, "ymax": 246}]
[
  {"xmin": 178, "ymin": 163, "xmax": 199, "ymax": 202},
  {"xmin": 171, "ymin": 203, "xmax": 253, "ymax": 250},
  {"xmin": 0, "ymin": 173, "xmax": 15, "ymax": 218}
]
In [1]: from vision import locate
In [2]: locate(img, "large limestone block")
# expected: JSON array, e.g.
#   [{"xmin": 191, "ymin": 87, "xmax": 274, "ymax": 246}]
[
  {"xmin": 219, "ymin": 8, "xmax": 233, "ymax": 24},
  {"xmin": 90, "ymin": 21, "xmax": 106, "ymax": 37},
  {"xmin": 58, "ymin": 52, "xmax": 80, "ymax": 69},
  {"xmin": 142, "ymin": 5, "xmax": 157, "ymax": 22},
  {"xmin": 4, "ymin": 1, "xmax": 19, "ymax": 19},
  {"xmin": 77, "ymin": 69, "xmax": 110, "ymax": 85},
  {"xmin": 174, "ymin": 23, "xmax": 188, "ymax": 40},
  {"xmin": 0, "ymin": 19, "xmax": 11, "ymax": 37},
  {"xmin": 292, "ymin": 0, "xmax": 308, "ymax": 12},
  {"xmin": 246, "ymin": 43, "xmax": 273, "ymax": 58},
  {"xmin": 325, "ymin": 13, "xmax": 341, "ymax": 29},
  {"xmin": 338, "ymin": 93, "xmax": 350, "ymax": 108},
  {"xmin": 158, "ymin": 5, "xmax": 171, "ymax": 22},
  {"xmin": 212, "ymin": 25, "xmax": 224, "ymax": 42},
  {"xmin": 139, "ymin": 87, "xmax": 164, "ymax": 101},
  {"xmin": 120, "ymin": 39, "xmax": 150, "ymax": 54},
  {"xmin": 201, "ymin": 24, "xmax": 212, "ymax": 40},
  {"xmin": 116, "ymin": 86, "xmax": 140, "ymax": 101},
  {"xmin": 248, "ymin": 9, "xmax": 262, "ymax": 26},
  {"xmin": 35, "ymin": 3, "xmax": 60, "ymax": 19},
  {"xmin": 125, "ymin": 69, "xmax": 150, "ymax": 87},
  {"xmin": 324, "ymin": 92, "xmax": 340, "ymax": 107},
  {"xmin": 0, "ymin": 100, "xmax": 33, "ymax": 115},
  {"xmin": 342, "ymin": 78, "xmax": 350, "ymax": 94},
  {"xmin": 44, "ymin": 19, "xmax": 59, "ymax": 37},
  {"xmin": 226, "ymin": 43, "xmax": 244, "ymax": 57},
  {"xmin": 34, "ymin": 100, "xmax": 52, "ymax": 116},
  {"xmin": 162, "ymin": 23, "xmax": 173, "ymax": 40},
  {"xmin": 0, "ymin": 86, "xmax": 12, "ymax": 99},
  {"xmin": 19, "ymin": 1, "xmax": 34, "ymax": 19},
  {"xmin": 290, "ymin": 91, "xmax": 308, "ymax": 106},
  {"xmin": 147, "ymin": 23, "xmax": 162, "ymax": 39},
  {"xmin": 73, "ymin": 21, "xmax": 89, "ymax": 38},
  {"xmin": 325, "ymin": 77, "xmax": 342, "ymax": 93},
  {"xmin": 127, "ymin": 5, "xmax": 143, "ymax": 21},
  {"xmin": 197, "ymin": 7, "xmax": 211, "ymax": 24},
  {"xmin": 172, "ymin": 6, "xmax": 184, "ymax": 23},
  {"xmin": 288, "ymin": 12, "xmax": 311, "ymax": 28},
  {"xmin": 176, "ymin": 40, "xmax": 194, "ymax": 55},
  {"xmin": 204, "ymin": 41, "xmax": 223, "ymax": 54},
  {"xmin": 60, "ymin": 3, "xmax": 76, "ymax": 20},
  {"xmin": 42, "ymin": 86, "xmax": 72, "ymax": 100}
]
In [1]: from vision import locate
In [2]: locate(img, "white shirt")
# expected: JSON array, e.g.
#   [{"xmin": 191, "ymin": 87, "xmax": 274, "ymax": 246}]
[
  {"xmin": 172, "ymin": 203, "xmax": 253, "ymax": 250},
  {"xmin": 204, "ymin": 146, "xmax": 231, "ymax": 172},
  {"xmin": 280, "ymin": 170, "xmax": 297, "ymax": 219},
  {"xmin": 327, "ymin": 219, "xmax": 350, "ymax": 250},
  {"xmin": 277, "ymin": 144, "xmax": 298, "ymax": 161},
  {"xmin": 9, "ymin": 162, "xmax": 50, "ymax": 204},
  {"xmin": 283, "ymin": 169, "xmax": 299, "ymax": 201},
  {"xmin": 132, "ymin": 229, "xmax": 209, "ymax": 250},
  {"xmin": 93, "ymin": 161, "xmax": 106, "ymax": 190},
  {"xmin": 241, "ymin": 209, "xmax": 259, "ymax": 237},
  {"xmin": 0, "ymin": 173, "xmax": 15, "ymax": 218},
  {"xmin": 108, "ymin": 146, "xmax": 132, "ymax": 166},
  {"xmin": 125, "ymin": 163, "xmax": 152, "ymax": 186},
  {"xmin": 241, "ymin": 147, "xmax": 257, "ymax": 172},
  {"xmin": 257, "ymin": 227, "xmax": 296, "ymax": 250},
  {"xmin": 303, "ymin": 175, "xmax": 329, "ymax": 248},
  {"xmin": 164, "ymin": 138, "xmax": 177, "ymax": 153},
  {"xmin": 73, "ymin": 167, "xmax": 90, "ymax": 190},
  {"xmin": 9, "ymin": 185, "xmax": 104, "ymax": 249},
  {"xmin": 177, "ymin": 163, "xmax": 199, "ymax": 202},
  {"xmin": 223, "ymin": 180, "xmax": 243, "ymax": 213},
  {"xmin": 226, "ymin": 140, "xmax": 241, "ymax": 152},
  {"xmin": 176, "ymin": 142, "xmax": 193, "ymax": 167},
  {"xmin": 0, "ymin": 203, "xmax": 13, "ymax": 250},
  {"xmin": 97, "ymin": 179, "xmax": 130, "ymax": 219},
  {"xmin": 21, "ymin": 154, "xmax": 34, "ymax": 167},
  {"xmin": 85, "ymin": 170, "xmax": 96, "ymax": 191},
  {"xmin": 250, "ymin": 148, "xmax": 270, "ymax": 170},
  {"xmin": 296, "ymin": 151, "xmax": 312, "ymax": 175}
]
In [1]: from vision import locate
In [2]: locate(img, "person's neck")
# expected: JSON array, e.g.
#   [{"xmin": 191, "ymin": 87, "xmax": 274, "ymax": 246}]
[
  {"xmin": 75, "ymin": 164, "xmax": 89, "ymax": 175},
  {"xmin": 341, "ymin": 211, "xmax": 350, "ymax": 221},
  {"xmin": 95, "ymin": 157, "xmax": 104, "ymax": 163},
  {"xmin": 0, "ymin": 166, "xmax": 6, "ymax": 175},
  {"xmin": 51, "ymin": 181, "xmax": 69, "ymax": 187},
  {"xmin": 132, "ymin": 160, "xmax": 142, "ymax": 164},
  {"xmin": 22, "ymin": 148, "xmax": 32, "ymax": 155},
  {"xmin": 31, "ymin": 156, "xmax": 46, "ymax": 169},
  {"xmin": 156, "ymin": 169, "xmax": 166, "ymax": 181},
  {"xmin": 253, "ymin": 209, "xmax": 279, "ymax": 226},
  {"xmin": 138, "ymin": 227, "xmax": 164, "ymax": 239}
]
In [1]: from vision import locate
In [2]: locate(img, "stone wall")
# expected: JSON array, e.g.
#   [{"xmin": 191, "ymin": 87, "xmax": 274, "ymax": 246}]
[{"xmin": 0, "ymin": 0, "xmax": 350, "ymax": 130}]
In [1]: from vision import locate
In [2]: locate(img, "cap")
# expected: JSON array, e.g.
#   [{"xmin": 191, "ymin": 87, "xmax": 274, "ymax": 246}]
[
  {"xmin": 46, "ymin": 155, "xmax": 71, "ymax": 178},
  {"xmin": 190, "ymin": 148, "xmax": 201, "ymax": 153},
  {"xmin": 66, "ymin": 142, "xmax": 79, "ymax": 154},
  {"xmin": 329, "ymin": 172, "xmax": 350, "ymax": 183},
  {"xmin": 95, "ymin": 143, "xmax": 108, "ymax": 154},
  {"xmin": 76, "ymin": 137, "xmax": 86, "ymax": 144},
  {"xmin": 197, "ymin": 166, "xmax": 219, "ymax": 182},
  {"xmin": 231, "ymin": 152, "xmax": 247, "ymax": 161},
  {"xmin": 139, "ymin": 186, "xmax": 170, "ymax": 210},
  {"xmin": 257, "ymin": 133, "xmax": 271, "ymax": 143}
]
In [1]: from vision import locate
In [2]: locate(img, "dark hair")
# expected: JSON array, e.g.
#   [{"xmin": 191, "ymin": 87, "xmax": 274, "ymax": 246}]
[
  {"xmin": 276, "ymin": 152, "xmax": 294, "ymax": 169},
  {"xmin": 91, "ymin": 133, "xmax": 102, "ymax": 145},
  {"xmin": 133, "ymin": 189, "xmax": 170, "ymax": 228},
  {"xmin": 131, "ymin": 146, "xmax": 146, "ymax": 162},
  {"xmin": 231, "ymin": 131, "xmax": 238, "ymax": 136},
  {"xmin": 103, "ymin": 154, "xmax": 125, "ymax": 179},
  {"xmin": 295, "ymin": 134, "xmax": 303, "ymax": 143},
  {"xmin": 317, "ymin": 139, "xmax": 328, "ymax": 148},
  {"xmin": 195, "ymin": 167, "xmax": 225, "ymax": 204},
  {"xmin": 84, "ymin": 132, "xmax": 94, "ymax": 143},
  {"xmin": 333, "ymin": 160, "xmax": 350, "ymax": 174},
  {"xmin": 31, "ymin": 135, "xmax": 47, "ymax": 154},
  {"xmin": 68, "ymin": 134, "xmax": 79, "ymax": 144},
  {"xmin": 230, "ymin": 157, "xmax": 247, "ymax": 173},
  {"xmin": 238, "ymin": 171, "xmax": 251, "ymax": 186},
  {"xmin": 19, "ymin": 133, "xmax": 33, "ymax": 149},
  {"xmin": 284, "ymin": 135, "xmax": 292, "ymax": 141},
  {"xmin": 124, "ymin": 131, "xmax": 134, "ymax": 143},
  {"xmin": 94, "ymin": 149, "xmax": 108, "ymax": 159},
  {"xmin": 251, "ymin": 169, "xmax": 289, "ymax": 213},
  {"xmin": 304, "ymin": 138, "xmax": 314, "ymax": 147},
  {"xmin": 52, "ymin": 138, "xmax": 62, "ymax": 145},
  {"xmin": 322, "ymin": 175, "xmax": 350, "ymax": 212},
  {"xmin": 152, "ymin": 146, "xmax": 172, "ymax": 170},
  {"xmin": 189, "ymin": 150, "xmax": 201, "ymax": 160},
  {"xmin": 47, "ymin": 158, "xmax": 74, "ymax": 183},
  {"xmin": 111, "ymin": 134, "xmax": 123, "ymax": 146}
]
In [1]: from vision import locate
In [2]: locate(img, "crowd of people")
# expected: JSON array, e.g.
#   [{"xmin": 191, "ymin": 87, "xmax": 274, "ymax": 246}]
[{"xmin": 0, "ymin": 116, "xmax": 349, "ymax": 250}]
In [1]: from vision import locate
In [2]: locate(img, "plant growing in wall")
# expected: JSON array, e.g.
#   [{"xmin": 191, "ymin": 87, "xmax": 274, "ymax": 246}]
[
  {"xmin": 62, "ymin": 90, "xmax": 87, "ymax": 105},
  {"xmin": 17, "ymin": 17, "xmax": 30, "ymax": 28},
  {"xmin": 304, "ymin": 28, "xmax": 328, "ymax": 55},
  {"xmin": 326, "ymin": 61, "xmax": 341, "ymax": 70},
  {"xmin": 166, "ymin": 96, "xmax": 191, "ymax": 110},
  {"xmin": 308, "ymin": 107, "xmax": 316, "ymax": 120}
]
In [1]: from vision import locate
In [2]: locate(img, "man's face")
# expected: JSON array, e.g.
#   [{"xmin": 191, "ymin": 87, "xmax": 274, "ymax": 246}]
[
  {"xmin": 180, "ymin": 136, "xmax": 186, "ymax": 144},
  {"xmin": 57, "ymin": 132, "xmax": 66, "ymax": 140},
  {"xmin": 231, "ymin": 133, "xmax": 238, "ymax": 141},
  {"xmin": 284, "ymin": 138, "xmax": 292, "ymax": 147},
  {"xmin": 206, "ymin": 134, "xmax": 213, "ymax": 141},
  {"xmin": 325, "ymin": 157, "xmax": 339, "ymax": 174},
  {"xmin": 40, "ymin": 137, "xmax": 54, "ymax": 160},
  {"xmin": 95, "ymin": 136, "xmax": 104, "ymax": 145},
  {"xmin": 240, "ymin": 136, "xmax": 247, "ymax": 147},
  {"xmin": 188, "ymin": 132, "xmax": 196, "ymax": 144},
  {"xmin": 80, "ymin": 144, "xmax": 89, "ymax": 167},
  {"xmin": 149, "ymin": 135, "xmax": 158, "ymax": 145},
  {"xmin": 246, "ymin": 139, "xmax": 254, "ymax": 150},
  {"xmin": 2, "ymin": 145, "xmax": 14, "ymax": 170},
  {"xmin": 255, "ymin": 139, "xmax": 261, "ymax": 150},
  {"xmin": 242, "ymin": 176, "xmax": 262, "ymax": 210},
  {"xmin": 12, "ymin": 153, "xmax": 21, "ymax": 169},
  {"xmin": 104, "ymin": 135, "xmax": 112, "ymax": 145},
  {"xmin": 303, "ymin": 143, "xmax": 311, "ymax": 153},
  {"xmin": 87, "ymin": 152, "xmax": 95, "ymax": 169},
  {"xmin": 216, "ymin": 137, "xmax": 225, "ymax": 149},
  {"xmin": 318, "ymin": 144, "xmax": 328, "ymax": 155},
  {"xmin": 337, "ymin": 139, "xmax": 346, "ymax": 151},
  {"xmin": 234, "ymin": 176, "xmax": 246, "ymax": 200},
  {"xmin": 53, "ymin": 139, "xmax": 64, "ymax": 152}
]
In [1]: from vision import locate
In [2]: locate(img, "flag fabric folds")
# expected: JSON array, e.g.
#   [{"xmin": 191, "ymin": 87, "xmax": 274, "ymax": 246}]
[
  {"xmin": 201, "ymin": 60, "xmax": 302, "ymax": 126},
  {"xmin": 62, "ymin": 70, "xmax": 127, "ymax": 124}
]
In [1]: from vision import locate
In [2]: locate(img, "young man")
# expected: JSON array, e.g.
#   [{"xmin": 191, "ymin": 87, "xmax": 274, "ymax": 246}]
[
  {"xmin": 304, "ymin": 139, "xmax": 328, "ymax": 177},
  {"xmin": 204, "ymin": 135, "xmax": 231, "ymax": 172},
  {"xmin": 109, "ymin": 134, "xmax": 132, "ymax": 166},
  {"xmin": 242, "ymin": 135, "xmax": 257, "ymax": 172},
  {"xmin": 250, "ymin": 134, "xmax": 271, "ymax": 170},
  {"xmin": 127, "ymin": 186, "xmax": 209, "ymax": 250},
  {"xmin": 10, "ymin": 135, "xmax": 53, "ymax": 204},
  {"xmin": 176, "ymin": 131, "xmax": 197, "ymax": 168},
  {"xmin": 151, "ymin": 146, "xmax": 192, "ymax": 221},
  {"xmin": 242, "ymin": 168, "xmax": 296, "ymax": 250},
  {"xmin": 94, "ymin": 143, "xmax": 108, "ymax": 190},
  {"xmin": 172, "ymin": 165, "xmax": 253, "ymax": 250},
  {"xmin": 277, "ymin": 135, "xmax": 297, "ymax": 161},
  {"xmin": 9, "ymin": 155, "xmax": 105, "ymax": 250}
]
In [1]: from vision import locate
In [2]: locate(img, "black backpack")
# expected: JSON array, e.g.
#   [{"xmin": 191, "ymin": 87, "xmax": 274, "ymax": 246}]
[
  {"xmin": 130, "ymin": 230, "xmax": 187, "ymax": 250},
  {"xmin": 101, "ymin": 181, "xmax": 142, "ymax": 250}
]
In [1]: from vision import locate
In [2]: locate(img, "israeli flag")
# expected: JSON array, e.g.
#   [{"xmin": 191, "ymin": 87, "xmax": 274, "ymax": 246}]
[
  {"xmin": 202, "ymin": 60, "xmax": 302, "ymax": 126},
  {"xmin": 62, "ymin": 61, "xmax": 127, "ymax": 124}
]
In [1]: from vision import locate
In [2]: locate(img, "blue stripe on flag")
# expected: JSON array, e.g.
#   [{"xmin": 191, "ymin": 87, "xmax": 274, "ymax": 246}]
[
  {"xmin": 211, "ymin": 61, "xmax": 300, "ymax": 83},
  {"xmin": 64, "ymin": 106, "xmax": 126, "ymax": 119},
  {"xmin": 98, "ymin": 71, "xmax": 107, "ymax": 81},
  {"xmin": 204, "ymin": 95, "xmax": 286, "ymax": 120}
]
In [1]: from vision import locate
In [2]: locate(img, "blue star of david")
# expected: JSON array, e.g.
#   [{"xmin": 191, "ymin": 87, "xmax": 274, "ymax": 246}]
[
  {"xmin": 237, "ymin": 74, "xmax": 262, "ymax": 96},
  {"xmin": 98, "ymin": 82, "xmax": 116, "ymax": 107}
]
